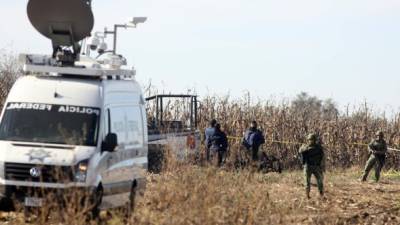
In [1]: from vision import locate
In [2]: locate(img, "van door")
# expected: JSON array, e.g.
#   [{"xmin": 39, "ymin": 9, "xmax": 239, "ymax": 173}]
[
  {"xmin": 125, "ymin": 106, "xmax": 146, "ymax": 171},
  {"xmin": 102, "ymin": 107, "xmax": 132, "ymax": 196},
  {"xmin": 101, "ymin": 105, "xmax": 146, "ymax": 197}
]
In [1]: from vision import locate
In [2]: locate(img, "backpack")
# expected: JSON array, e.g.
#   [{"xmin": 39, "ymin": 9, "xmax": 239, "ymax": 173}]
[
  {"xmin": 242, "ymin": 132, "xmax": 252, "ymax": 150},
  {"xmin": 254, "ymin": 130, "xmax": 266, "ymax": 146},
  {"xmin": 210, "ymin": 131, "xmax": 227, "ymax": 151},
  {"xmin": 243, "ymin": 129, "xmax": 265, "ymax": 150},
  {"xmin": 205, "ymin": 127, "xmax": 216, "ymax": 149}
]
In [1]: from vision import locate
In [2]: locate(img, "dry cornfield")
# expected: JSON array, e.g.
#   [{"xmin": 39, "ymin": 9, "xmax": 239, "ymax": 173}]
[
  {"xmin": 197, "ymin": 95, "xmax": 400, "ymax": 170},
  {"xmin": 1, "ymin": 52, "xmax": 400, "ymax": 224},
  {"xmin": 145, "ymin": 87, "xmax": 400, "ymax": 171}
]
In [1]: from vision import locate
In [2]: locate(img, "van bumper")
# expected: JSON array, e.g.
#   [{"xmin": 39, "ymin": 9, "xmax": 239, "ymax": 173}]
[{"xmin": 0, "ymin": 184, "xmax": 95, "ymax": 205}]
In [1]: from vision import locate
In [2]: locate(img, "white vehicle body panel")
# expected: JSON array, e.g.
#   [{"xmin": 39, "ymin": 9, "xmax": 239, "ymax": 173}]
[{"xmin": 0, "ymin": 75, "xmax": 148, "ymax": 208}]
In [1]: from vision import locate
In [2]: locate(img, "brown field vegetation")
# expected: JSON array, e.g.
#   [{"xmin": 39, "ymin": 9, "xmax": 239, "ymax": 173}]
[
  {"xmin": 147, "ymin": 89, "xmax": 400, "ymax": 170},
  {"xmin": 1, "ymin": 52, "xmax": 400, "ymax": 224},
  {"xmin": 130, "ymin": 166, "xmax": 400, "ymax": 225},
  {"xmin": 2, "ymin": 166, "xmax": 400, "ymax": 225}
]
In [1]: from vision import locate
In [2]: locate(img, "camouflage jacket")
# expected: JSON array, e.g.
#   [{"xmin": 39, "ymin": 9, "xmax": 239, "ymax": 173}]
[
  {"xmin": 299, "ymin": 143, "xmax": 324, "ymax": 167},
  {"xmin": 368, "ymin": 139, "xmax": 387, "ymax": 156}
]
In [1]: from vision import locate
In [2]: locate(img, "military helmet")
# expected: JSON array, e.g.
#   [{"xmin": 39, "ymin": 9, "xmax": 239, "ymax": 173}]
[
  {"xmin": 307, "ymin": 133, "xmax": 317, "ymax": 141},
  {"xmin": 375, "ymin": 130, "xmax": 384, "ymax": 137}
]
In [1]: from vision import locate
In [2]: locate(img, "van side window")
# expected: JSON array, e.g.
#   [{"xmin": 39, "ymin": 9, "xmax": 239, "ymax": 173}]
[
  {"xmin": 109, "ymin": 107, "xmax": 127, "ymax": 150},
  {"xmin": 125, "ymin": 106, "xmax": 144, "ymax": 149},
  {"xmin": 109, "ymin": 106, "xmax": 144, "ymax": 150}
]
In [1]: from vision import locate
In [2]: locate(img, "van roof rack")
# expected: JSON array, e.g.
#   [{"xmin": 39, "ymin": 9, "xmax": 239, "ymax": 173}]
[{"xmin": 20, "ymin": 54, "xmax": 136, "ymax": 79}]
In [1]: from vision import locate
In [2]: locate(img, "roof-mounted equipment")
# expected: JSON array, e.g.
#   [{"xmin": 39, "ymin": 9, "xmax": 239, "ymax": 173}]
[{"xmin": 27, "ymin": 0, "xmax": 94, "ymax": 66}]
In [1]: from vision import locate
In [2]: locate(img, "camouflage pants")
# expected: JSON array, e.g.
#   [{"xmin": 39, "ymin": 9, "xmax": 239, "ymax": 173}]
[
  {"xmin": 362, "ymin": 154, "xmax": 385, "ymax": 182},
  {"xmin": 304, "ymin": 165, "xmax": 324, "ymax": 196}
]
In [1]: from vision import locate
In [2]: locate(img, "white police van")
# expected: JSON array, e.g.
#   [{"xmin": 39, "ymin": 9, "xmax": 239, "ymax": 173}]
[{"xmin": 0, "ymin": 0, "xmax": 148, "ymax": 214}]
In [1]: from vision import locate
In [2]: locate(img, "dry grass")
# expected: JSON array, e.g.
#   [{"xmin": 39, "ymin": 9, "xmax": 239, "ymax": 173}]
[
  {"xmin": 122, "ymin": 166, "xmax": 400, "ymax": 225},
  {"xmin": 2, "ymin": 165, "xmax": 400, "ymax": 225}
]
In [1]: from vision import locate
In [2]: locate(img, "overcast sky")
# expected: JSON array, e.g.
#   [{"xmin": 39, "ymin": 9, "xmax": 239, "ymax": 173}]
[{"xmin": 1, "ymin": 0, "xmax": 400, "ymax": 113}]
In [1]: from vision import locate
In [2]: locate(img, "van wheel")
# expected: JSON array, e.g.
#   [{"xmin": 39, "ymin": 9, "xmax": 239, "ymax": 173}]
[
  {"xmin": 125, "ymin": 181, "xmax": 137, "ymax": 219},
  {"xmin": 90, "ymin": 186, "xmax": 103, "ymax": 220},
  {"xmin": 0, "ymin": 198, "xmax": 14, "ymax": 212}
]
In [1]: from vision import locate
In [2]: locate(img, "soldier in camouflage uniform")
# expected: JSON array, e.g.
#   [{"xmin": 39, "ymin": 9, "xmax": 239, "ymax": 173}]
[
  {"xmin": 299, "ymin": 133, "xmax": 325, "ymax": 199},
  {"xmin": 361, "ymin": 131, "xmax": 387, "ymax": 182}
]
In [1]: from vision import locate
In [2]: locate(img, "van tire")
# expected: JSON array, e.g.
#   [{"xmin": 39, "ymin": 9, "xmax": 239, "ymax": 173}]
[
  {"xmin": 0, "ymin": 198, "xmax": 14, "ymax": 212},
  {"xmin": 90, "ymin": 185, "xmax": 103, "ymax": 220}
]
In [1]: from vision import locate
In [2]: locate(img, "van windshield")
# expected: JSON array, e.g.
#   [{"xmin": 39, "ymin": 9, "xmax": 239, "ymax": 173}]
[{"xmin": 0, "ymin": 103, "xmax": 100, "ymax": 146}]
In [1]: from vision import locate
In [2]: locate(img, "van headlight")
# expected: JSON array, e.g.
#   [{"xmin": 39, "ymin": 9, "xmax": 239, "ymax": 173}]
[{"xmin": 74, "ymin": 159, "xmax": 89, "ymax": 183}]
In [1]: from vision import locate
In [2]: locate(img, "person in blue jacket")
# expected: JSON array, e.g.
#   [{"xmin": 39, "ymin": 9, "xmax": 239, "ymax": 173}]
[
  {"xmin": 208, "ymin": 123, "xmax": 228, "ymax": 167},
  {"xmin": 204, "ymin": 119, "xmax": 217, "ymax": 161},
  {"xmin": 242, "ymin": 121, "xmax": 266, "ymax": 161}
]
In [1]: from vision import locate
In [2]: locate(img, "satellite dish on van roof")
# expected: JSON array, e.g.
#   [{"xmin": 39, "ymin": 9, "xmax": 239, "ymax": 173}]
[
  {"xmin": 27, "ymin": 0, "xmax": 94, "ymax": 44},
  {"xmin": 27, "ymin": 0, "xmax": 94, "ymax": 65}
]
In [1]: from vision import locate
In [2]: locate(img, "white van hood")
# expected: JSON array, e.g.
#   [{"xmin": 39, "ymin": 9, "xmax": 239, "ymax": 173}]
[{"xmin": 0, "ymin": 141, "xmax": 95, "ymax": 166}]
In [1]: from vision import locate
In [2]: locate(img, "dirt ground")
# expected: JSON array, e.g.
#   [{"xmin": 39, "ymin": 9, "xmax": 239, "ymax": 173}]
[
  {"xmin": 268, "ymin": 170, "xmax": 400, "ymax": 225},
  {"xmin": 1, "ymin": 167, "xmax": 399, "ymax": 225},
  {"xmin": 131, "ymin": 168, "xmax": 400, "ymax": 225}
]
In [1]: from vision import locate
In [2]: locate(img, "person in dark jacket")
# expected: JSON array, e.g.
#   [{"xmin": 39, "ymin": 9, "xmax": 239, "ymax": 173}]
[
  {"xmin": 204, "ymin": 119, "xmax": 217, "ymax": 161},
  {"xmin": 208, "ymin": 123, "xmax": 228, "ymax": 167},
  {"xmin": 242, "ymin": 121, "xmax": 265, "ymax": 161}
]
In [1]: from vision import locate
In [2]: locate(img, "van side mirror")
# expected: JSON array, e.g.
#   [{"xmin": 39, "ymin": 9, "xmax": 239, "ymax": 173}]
[{"xmin": 101, "ymin": 133, "xmax": 118, "ymax": 152}]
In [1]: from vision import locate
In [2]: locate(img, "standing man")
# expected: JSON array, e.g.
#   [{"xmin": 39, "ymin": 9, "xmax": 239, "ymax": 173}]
[
  {"xmin": 361, "ymin": 131, "xmax": 387, "ymax": 182},
  {"xmin": 208, "ymin": 124, "xmax": 228, "ymax": 167},
  {"xmin": 242, "ymin": 121, "xmax": 265, "ymax": 161},
  {"xmin": 299, "ymin": 133, "xmax": 325, "ymax": 199},
  {"xmin": 205, "ymin": 119, "xmax": 217, "ymax": 161}
]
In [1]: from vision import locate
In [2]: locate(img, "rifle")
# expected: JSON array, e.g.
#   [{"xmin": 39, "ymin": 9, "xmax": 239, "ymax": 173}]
[{"xmin": 388, "ymin": 148, "xmax": 400, "ymax": 153}]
